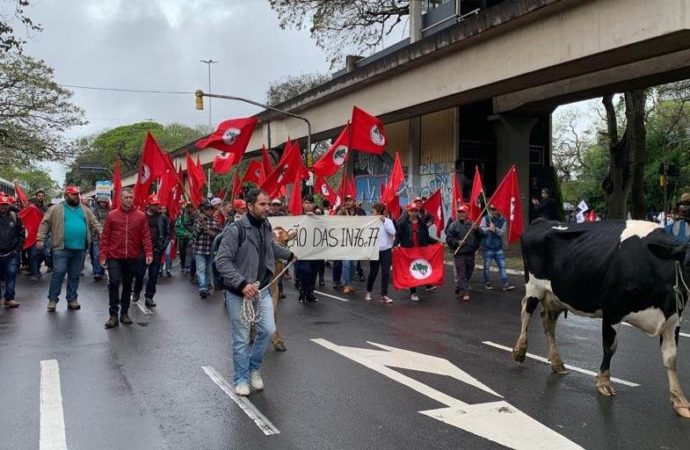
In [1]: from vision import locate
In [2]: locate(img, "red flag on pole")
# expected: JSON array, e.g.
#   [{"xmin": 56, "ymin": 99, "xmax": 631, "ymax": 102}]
[
  {"xmin": 392, "ymin": 243, "xmax": 445, "ymax": 289},
  {"xmin": 112, "ymin": 160, "xmax": 122, "ymax": 210},
  {"xmin": 450, "ymin": 173, "xmax": 464, "ymax": 221},
  {"xmin": 314, "ymin": 176, "xmax": 336, "ymax": 205},
  {"xmin": 468, "ymin": 166, "xmax": 484, "ymax": 221},
  {"xmin": 242, "ymin": 160, "xmax": 265, "ymax": 185},
  {"xmin": 350, "ymin": 106, "xmax": 386, "ymax": 154},
  {"xmin": 312, "ymin": 124, "xmax": 350, "ymax": 177},
  {"xmin": 195, "ymin": 117, "xmax": 258, "ymax": 158},
  {"xmin": 260, "ymin": 141, "xmax": 306, "ymax": 196},
  {"xmin": 12, "ymin": 182, "xmax": 29, "ymax": 208},
  {"xmin": 422, "ymin": 189, "xmax": 445, "ymax": 238},
  {"xmin": 288, "ymin": 172, "xmax": 303, "ymax": 216},
  {"xmin": 487, "ymin": 165, "xmax": 524, "ymax": 244},
  {"xmin": 18, "ymin": 204, "xmax": 42, "ymax": 249},
  {"xmin": 382, "ymin": 152, "xmax": 404, "ymax": 204},
  {"xmin": 185, "ymin": 152, "xmax": 205, "ymax": 207},
  {"xmin": 212, "ymin": 151, "xmax": 237, "ymax": 174},
  {"xmin": 261, "ymin": 145, "xmax": 274, "ymax": 176}
]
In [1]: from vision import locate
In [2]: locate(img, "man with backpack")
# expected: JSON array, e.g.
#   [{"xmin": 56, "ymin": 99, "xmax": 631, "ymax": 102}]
[
  {"xmin": 215, "ymin": 189, "xmax": 294, "ymax": 396},
  {"xmin": 0, "ymin": 194, "xmax": 25, "ymax": 308}
]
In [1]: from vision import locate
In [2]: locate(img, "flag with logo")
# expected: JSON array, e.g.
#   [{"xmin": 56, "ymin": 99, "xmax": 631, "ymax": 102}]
[
  {"xmin": 260, "ymin": 140, "xmax": 307, "ymax": 197},
  {"xmin": 312, "ymin": 124, "xmax": 350, "ymax": 177},
  {"xmin": 487, "ymin": 165, "xmax": 524, "ymax": 244},
  {"xmin": 12, "ymin": 181, "xmax": 29, "ymax": 208},
  {"xmin": 422, "ymin": 188, "xmax": 445, "ymax": 238},
  {"xmin": 242, "ymin": 160, "xmax": 265, "ymax": 185},
  {"xmin": 350, "ymin": 106, "xmax": 386, "ymax": 154},
  {"xmin": 392, "ymin": 243, "xmax": 445, "ymax": 289},
  {"xmin": 212, "ymin": 151, "xmax": 237, "ymax": 174},
  {"xmin": 314, "ymin": 176, "xmax": 336, "ymax": 205},
  {"xmin": 18, "ymin": 204, "xmax": 42, "ymax": 249},
  {"xmin": 195, "ymin": 117, "xmax": 258, "ymax": 158},
  {"xmin": 468, "ymin": 165, "xmax": 484, "ymax": 221}
]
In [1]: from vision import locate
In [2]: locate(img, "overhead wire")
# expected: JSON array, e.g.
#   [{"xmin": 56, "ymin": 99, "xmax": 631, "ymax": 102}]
[{"xmin": 59, "ymin": 84, "xmax": 194, "ymax": 95}]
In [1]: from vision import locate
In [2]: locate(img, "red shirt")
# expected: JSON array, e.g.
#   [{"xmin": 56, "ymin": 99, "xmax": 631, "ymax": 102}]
[{"xmin": 411, "ymin": 221, "xmax": 419, "ymax": 247}]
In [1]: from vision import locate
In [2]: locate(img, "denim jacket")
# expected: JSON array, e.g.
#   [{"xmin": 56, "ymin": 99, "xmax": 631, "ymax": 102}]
[{"xmin": 480, "ymin": 214, "xmax": 506, "ymax": 251}]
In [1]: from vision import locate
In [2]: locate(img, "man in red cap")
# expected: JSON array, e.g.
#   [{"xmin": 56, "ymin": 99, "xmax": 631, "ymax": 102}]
[
  {"xmin": 131, "ymin": 194, "xmax": 169, "ymax": 307},
  {"xmin": 0, "ymin": 194, "xmax": 25, "ymax": 308},
  {"xmin": 394, "ymin": 202, "xmax": 437, "ymax": 302},
  {"xmin": 38, "ymin": 185, "xmax": 101, "ymax": 312},
  {"xmin": 446, "ymin": 203, "xmax": 484, "ymax": 302},
  {"xmin": 99, "ymin": 188, "xmax": 153, "ymax": 328}
]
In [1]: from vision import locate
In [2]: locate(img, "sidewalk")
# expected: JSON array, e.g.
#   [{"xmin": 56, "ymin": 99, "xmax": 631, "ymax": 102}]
[{"xmin": 444, "ymin": 244, "xmax": 524, "ymax": 276}]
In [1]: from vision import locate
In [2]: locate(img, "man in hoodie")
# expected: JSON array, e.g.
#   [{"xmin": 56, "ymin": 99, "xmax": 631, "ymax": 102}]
[
  {"xmin": 446, "ymin": 203, "xmax": 484, "ymax": 302},
  {"xmin": 0, "ymin": 194, "xmax": 25, "ymax": 308}
]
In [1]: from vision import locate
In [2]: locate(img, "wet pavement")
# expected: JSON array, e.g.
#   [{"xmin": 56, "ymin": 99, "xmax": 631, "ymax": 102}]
[{"xmin": 2, "ymin": 262, "xmax": 690, "ymax": 450}]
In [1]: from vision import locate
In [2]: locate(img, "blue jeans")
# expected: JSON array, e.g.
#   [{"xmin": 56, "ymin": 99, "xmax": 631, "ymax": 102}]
[
  {"xmin": 482, "ymin": 248, "xmax": 509, "ymax": 285},
  {"xmin": 225, "ymin": 289, "xmax": 276, "ymax": 385},
  {"xmin": 89, "ymin": 240, "xmax": 105, "ymax": 277},
  {"xmin": 0, "ymin": 252, "xmax": 19, "ymax": 300},
  {"xmin": 195, "ymin": 254, "xmax": 213, "ymax": 292},
  {"xmin": 48, "ymin": 248, "xmax": 86, "ymax": 303},
  {"xmin": 29, "ymin": 244, "xmax": 48, "ymax": 277},
  {"xmin": 164, "ymin": 241, "xmax": 173, "ymax": 271},
  {"xmin": 341, "ymin": 260, "xmax": 355, "ymax": 285}
]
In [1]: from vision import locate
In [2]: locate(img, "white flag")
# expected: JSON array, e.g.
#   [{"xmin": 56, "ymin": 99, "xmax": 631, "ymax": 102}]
[
  {"xmin": 576, "ymin": 211, "xmax": 585, "ymax": 223},
  {"xmin": 577, "ymin": 200, "xmax": 589, "ymax": 212}
]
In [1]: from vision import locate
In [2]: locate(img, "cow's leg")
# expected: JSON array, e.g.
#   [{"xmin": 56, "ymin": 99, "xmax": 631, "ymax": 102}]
[
  {"xmin": 596, "ymin": 321, "xmax": 618, "ymax": 396},
  {"xmin": 660, "ymin": 322, "xmax": 690, "ymax": 417},
  {"xmin": 512, "ymin": 296, "xmax": 540, "ymax": 363},
  {"xmin": 541, "ymin": 307, "xmax": 567, "ymax": 374},
  {"xmin": 270, "ymin": 271, "xmax": 286, "ymax": 352}
]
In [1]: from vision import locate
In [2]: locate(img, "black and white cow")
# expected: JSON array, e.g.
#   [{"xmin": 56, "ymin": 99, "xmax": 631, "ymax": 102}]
[{"xmin": 512, "ymin": 219, "xmax": 690, "ymax": 418}]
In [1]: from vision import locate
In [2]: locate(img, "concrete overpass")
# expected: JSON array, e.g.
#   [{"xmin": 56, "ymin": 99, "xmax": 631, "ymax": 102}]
[{"xmin": 116, "ymin": 0, "xmax": 690, "ymax": 209}]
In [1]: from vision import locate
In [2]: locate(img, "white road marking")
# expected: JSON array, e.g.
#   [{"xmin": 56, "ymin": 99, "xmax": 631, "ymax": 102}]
[
  {"xmin": 482, "ymin": 341, "xmax": 640, "ymax": 387},
  {"xmin": 201, "ymin": 366, "xmax": 280, "ymax": 436},
  {"xmin": 313, "ymin": 290, "xmax": 350, "ymax": 302},
  {"xmin": 621, "ymin": 321, "xmax": 690, "ymax": 338},
  {"xmin": 135, "ymin": 302, "xmax": 152, "ymax": 315},
  {"xmin": 313, "ymin": 339, "xmax": 582, "ymax": 450},
  {"xmin": 40, "ymin": 360, "xmax": 67, "ymax": 450}
]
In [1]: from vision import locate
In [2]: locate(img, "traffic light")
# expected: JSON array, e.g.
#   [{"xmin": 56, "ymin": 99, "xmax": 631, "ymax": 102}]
[{"xmin": 195, "ymin": 90, "xmax": 204, "ymax": 110}]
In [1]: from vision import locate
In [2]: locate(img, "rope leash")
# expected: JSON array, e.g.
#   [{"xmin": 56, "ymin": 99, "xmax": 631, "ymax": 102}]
[
  {"xmin": 240, "ymin": 259, "xmax": 296, "ymax": 326},
  {"xmin": 674, "ymin": 261, "xmax": 690, "ymax": 316}
]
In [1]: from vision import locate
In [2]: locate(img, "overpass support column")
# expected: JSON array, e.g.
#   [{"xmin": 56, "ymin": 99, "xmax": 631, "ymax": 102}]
[
  {"xmin": 488, "ymin": 114, "xmax": 538, "ymax": 217},
  {"xmin": 408, "ymin": 116, "xmax": 422, "ymax": 197}
]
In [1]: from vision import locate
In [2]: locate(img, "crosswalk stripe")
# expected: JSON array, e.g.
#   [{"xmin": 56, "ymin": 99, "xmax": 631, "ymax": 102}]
[
  {"xmin": 201, "ymin": 366, "xmax": 280, "ymax": 436},
  {"xmin": 40, "ymin": 360, "xmax": 67, "ymax": 450},
  {"xmin": 314, "ymin": 290, "xmax": 350, "ymax": 302}
]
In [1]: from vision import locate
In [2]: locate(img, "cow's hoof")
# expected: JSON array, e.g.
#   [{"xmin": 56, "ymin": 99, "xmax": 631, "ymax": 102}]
[
  {"xmin": 512, "ymin": 348, "xmax": 526, "ymax": 363},
  {"xmin": 273, "ymin": 341, "xmax": 286, "ymax": 352},
  {"xmin": 674, "ymin": 405, "xmax": 690, "ymax": 418},
  {"xmin": 596, "ymin": 372, "xmax": 616, "ymax": 396},
  {"xmin": 550, "ymin": 363, "xmax": 568, "ymax": 375}
]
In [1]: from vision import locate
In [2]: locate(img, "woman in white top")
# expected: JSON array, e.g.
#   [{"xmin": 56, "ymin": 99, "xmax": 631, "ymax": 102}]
[{"xmin": 365, "ymin": 202, "xmax": 397, "ymax": 303}]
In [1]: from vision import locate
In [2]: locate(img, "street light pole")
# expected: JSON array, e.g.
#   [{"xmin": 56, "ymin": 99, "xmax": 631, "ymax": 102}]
[{"xmin": 200, "ymin": 59, "xmax": 218, "ymax": 199}]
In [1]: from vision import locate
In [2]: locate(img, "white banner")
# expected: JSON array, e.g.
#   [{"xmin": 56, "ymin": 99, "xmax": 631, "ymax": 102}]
[{"xmin": 267, "ymin": 215, "xmax": 382, "ymax": 261}]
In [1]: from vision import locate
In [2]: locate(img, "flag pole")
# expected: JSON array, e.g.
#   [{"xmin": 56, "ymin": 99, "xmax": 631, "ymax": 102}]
[{"xmin": 452, "ymin": 201, "xmax": 491, "ymax": 256}]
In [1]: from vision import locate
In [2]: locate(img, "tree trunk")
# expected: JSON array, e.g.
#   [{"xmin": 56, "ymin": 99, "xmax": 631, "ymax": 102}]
[
  {"xmin": 602, "ymin": 94, "xmax": 631, "ymax": 219},
  {"xmin": 627, "ymin": 89, "xmax": 648, "ymax": 219}
]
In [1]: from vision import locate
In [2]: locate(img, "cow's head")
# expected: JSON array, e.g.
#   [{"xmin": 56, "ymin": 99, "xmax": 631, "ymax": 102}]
[
  {"xmin": 646, "ymin": 231, "xmax": 690, "ymax": 267},
  {"xmin": 273, "ymin": 226, "xmax": 297, "ymax": 246}
]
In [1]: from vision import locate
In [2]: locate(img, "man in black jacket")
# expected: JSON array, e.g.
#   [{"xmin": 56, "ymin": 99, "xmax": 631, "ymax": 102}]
[
  {"xmin": 132, "ymin": 194, "xmax": 169, "ymax": 307},
  {"xmin": 0, "ymin": 194, "xmax": 25, "ymax": 308},
  {"xmin": 395, "ymin": 203, "xmax": 436, "ymax": 302},
  {"xmin": 531, "ymin": 188, "xmax": 560, "ymax": 222},
  {"xmin": 446, "ymin": 203, "xmax": 484, "ymax": 302}
]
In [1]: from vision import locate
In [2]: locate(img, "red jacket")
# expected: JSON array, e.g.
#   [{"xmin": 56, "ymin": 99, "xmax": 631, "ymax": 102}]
[{"xmin": 99, "ymin": 207, "xmax": 153, "ymax": 261}]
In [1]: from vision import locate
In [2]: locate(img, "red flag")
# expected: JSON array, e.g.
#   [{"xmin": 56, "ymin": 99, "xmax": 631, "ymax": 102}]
[
  {"xmin": 195, "ymin": 117, "xmax": 258, "ymax": 158},
  {"xmin": 350, "ymin": 106, "xmax": 386, "ymax": 154},
  {"xmin": 168, "ymin": 184, "xmax": 183, "ymax": 220},
  {"xmin": 450, "ymin": 173, "xmax": 464, "ymax": 221},
  {"xmin": 288, "ymin": 172, "xmax": 303, "ymax": 216},
  {"xmin": 242, "ymin": 160, "xmax": 265, "ymax": 185},
  {"xmin": 331, "ymin": 174, "xmax": 356, "ymax": 214},
  {"xmin": 216, "ymin": 188, "xmax": 225, "ymax": 200},
  {"xmin": 212, "ymin": 151, "xmax": 237, "ymax": 174},
  {"xmin": 112, "ymin": 160, "xmax": 122, "ymax": 210},
  {"xmin": 387, "ymin": 195, "xmax": 401, "ymax": 221},
  {"xmin": 586, "ymin": 210, "xmax": 597, "ymax": 222},
  {"xmin": 18, "ymin": 204, "xmax": 42, "ymax": 249},
  {"xmin": 392, "ymin": 243, "xmax": 445, "ymax": 289},
  {"xmin": 422, "ymin": 189, "xmax": 445, "ymax": 238},
  {"xmin": 156, "ymin": 168, "xmax": 176, "ymax": 208},
  {"xmin": 260, "ymin": 141, "xmax": 306, "ymax": 196},
  {"xmin": 487, "ymin": 165, "xmax": 524, "ymax": 244},
  {"xmin": 231, "ymin": 171, "xmax": 242, "ymax": 200},
  {"xmin": 382, "ymin": 152, "xmax": 404, "ymax": 204},
  {"xmin": 314, "ymin": 176, "xmax": 336, "ymax": 204},
  {"xmin": 468, "ymin": 166, "xmax": 484, "ymax": 221},
  {"xmin": 185, "ymin": 152, "xmax": 204, "ymax": 207},
  {"xmin": 13, "ymin": 182, "xmax": 29, "ymax": 208},
  {"xmin": 312, "ymin": 124, "xmax": 350, "ymax": 177},
  {"xmin": 136, "ymin": 132, "xmax": 170, "ymax": 202},
  {"xmin": 261, "ymin": 145, "xmax": 274, "ymax": 176}
]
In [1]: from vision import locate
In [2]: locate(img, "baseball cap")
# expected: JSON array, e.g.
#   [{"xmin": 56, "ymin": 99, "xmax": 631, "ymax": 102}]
[
  {"xmin": 457, "ymin": 204, "xmax": 469, "ymax": 213},
  {"xmin": 0, "ymin": 194, "xmax": 15, "ymax": 205},
  {"xmin": 64, "ymin": 185, "xmax": 80, "ymax": 195},
  {"xmin": 233, "ymin": 199, "xmax": 247, "ymax": 209},
  {"xmin": 270, "ymin": 198, "xmax": 282, "ymax": 205},
  {"xmin": 406, "ymin": 203, "xmax": 419, "ymax": 212},
  {"xmin": 414, "ymin": 196, "xmax": 423, "ymax": 203},
  {"xmin": 146, "ymin": 194, "xmax": 160, "ymax": 205},
  {"xmin": 210, "ymin": 197, "xmax": 223, "ymax": 207},
  {"xmin": 96, "ymin": 195, "xmax": 109, "ymax": 203},
  {"xmin": 344, "ymin": 194, "xmax": 355, "ymax": 201}
]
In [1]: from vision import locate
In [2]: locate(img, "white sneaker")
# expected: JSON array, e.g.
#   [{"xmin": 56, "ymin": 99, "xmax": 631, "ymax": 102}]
[
  {"xmin": 411, "ymin": 294, "xmax": 420, "ymax": 302},
  {"xmin": 250, "ymin": 370, "xmax": 264, "ymax": 391},
  {"xmin": 235, "ymin": 382, "xmax": 250, "ymax": 396},
  {"xmin": 380, "ymin": 295, "xmax": 393, "ymax": 304},
  {"xmin": 364, "ymin": 292, "xmax": 372, "ymax": 301}
]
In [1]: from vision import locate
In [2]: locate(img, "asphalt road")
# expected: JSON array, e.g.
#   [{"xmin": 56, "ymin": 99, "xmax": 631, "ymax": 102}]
[{"xmin": 2, "ymin": 261, "xmax": 690, "ymax": 450}]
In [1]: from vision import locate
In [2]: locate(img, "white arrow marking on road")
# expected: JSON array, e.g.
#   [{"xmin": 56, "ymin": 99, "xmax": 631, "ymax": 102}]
[
  {"xmin": 312, "ymin": 339, "xmax": 582, "ymax": 450},
  {"xmin": 40, "ymin": 359, "xmax": 67, "ymax": 450},
  {"xmin": 202, "ymin": 366, "xmax": 280, "ymax": 436},
  {"xmin": 621, "ymin": 321, "xmax": 690, "ymax": 338},
  {"xmin": 135, "ymin": 302, "xmax": 152, "ymax": 315},
  {"xmin": 482, "ymin": 341, "xmax": 640, "ymax": 387}
]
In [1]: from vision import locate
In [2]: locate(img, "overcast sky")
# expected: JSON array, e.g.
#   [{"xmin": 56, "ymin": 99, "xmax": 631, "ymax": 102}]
[{"xmin": 21, "ymin": 0, "xmax": 334, "ymax": 183}]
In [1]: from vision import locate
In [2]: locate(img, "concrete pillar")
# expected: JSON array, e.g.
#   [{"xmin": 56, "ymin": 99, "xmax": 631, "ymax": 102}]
[
  {"xmin": 408, "ymin": 116, "xmax": 422, "ymax": 197},
  {"xmin": 488, "ymin": 114, "xmax": 538, "ymax": 218},
  {"xmin": 409, "ymin": 0, "xmax": 422, "ymax": 43}
]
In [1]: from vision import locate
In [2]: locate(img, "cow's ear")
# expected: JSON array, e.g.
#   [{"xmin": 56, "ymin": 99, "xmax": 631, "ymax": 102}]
[{"xmin": 647, "ymin": 240, "xmax": 686, "ymax": 261}]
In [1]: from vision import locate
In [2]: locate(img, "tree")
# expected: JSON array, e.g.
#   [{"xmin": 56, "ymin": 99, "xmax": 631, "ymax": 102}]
[
  {"xmin": 0, "ymin": 1, "xmax": 41, "ymax": 54},
  {"xmin": 0, "ymin": 53, "xmax": 85, "ymax": 166},
  {"xmin": 266, "ymin": 73, "xmax": 331, "ymax": 105},
  {"xmin": 269, "ymin": 0, "xmax": 409, "ymax": 68},
  {"xmin": 0, "ymin": 165, "xmax": 58, "ymax": 197}
]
